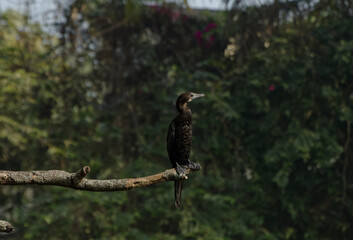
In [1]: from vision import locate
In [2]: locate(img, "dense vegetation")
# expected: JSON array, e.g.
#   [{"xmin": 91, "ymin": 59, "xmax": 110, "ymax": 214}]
[{"xmin": 1, "ymin": 0, "xmax": 353, "ymax": 239}]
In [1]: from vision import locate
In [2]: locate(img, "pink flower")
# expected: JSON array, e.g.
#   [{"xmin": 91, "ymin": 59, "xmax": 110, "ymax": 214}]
[
  {"xmin": 194, "ymin": 30, "xmax": 202, "ymax": 38},
  {"xmin": 269, "ymin": 84, "xmax": 275, "ymax": 91},
  {"xmin": 204, "ymin": 22, "xmax": 217, "ymax": 32},
  {"xmin": 194, "ymin": 30, "xmax": 203, "ymax": 45}
]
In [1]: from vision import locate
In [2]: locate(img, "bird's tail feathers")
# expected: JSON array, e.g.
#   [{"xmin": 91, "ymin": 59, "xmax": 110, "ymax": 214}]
[{"xmin": 174, "ymin": 180, "xmax": 184, "ymax": 208}]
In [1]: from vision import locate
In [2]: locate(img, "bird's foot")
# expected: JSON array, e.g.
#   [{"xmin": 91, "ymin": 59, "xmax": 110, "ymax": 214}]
[
  {"xmin": 176, "ymin": 164, "xmax": 188, "ymax": 179},
  {"xmin": 188, "ymin": 160, "xmax": 201, "ymax": 170}
]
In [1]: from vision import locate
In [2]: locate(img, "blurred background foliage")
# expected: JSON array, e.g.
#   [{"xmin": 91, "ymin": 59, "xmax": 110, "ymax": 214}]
[{"xmin": 1, "ymin": 0, "xmax": 353, "ymax": 239}]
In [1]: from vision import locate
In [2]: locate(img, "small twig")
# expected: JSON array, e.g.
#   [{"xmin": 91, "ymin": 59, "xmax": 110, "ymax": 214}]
[
  {"xmin": 91, "ymin": 19, "xmax": 126, "ymax": 38},
  {"xmin": 72, "ymin": 166, "xmax": 90, "ymax": 185}
]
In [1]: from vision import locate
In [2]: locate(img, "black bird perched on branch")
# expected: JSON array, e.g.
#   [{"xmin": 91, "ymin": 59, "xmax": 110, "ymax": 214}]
[{"xmin": 167, "ymin": 92, "xmax": 204, "ymax": 207}]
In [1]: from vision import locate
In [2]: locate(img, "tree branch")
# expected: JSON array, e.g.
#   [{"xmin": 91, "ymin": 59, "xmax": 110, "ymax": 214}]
[
  {"xmin": 0, "ymin": 165, "xmax": 200, "ymax": 191},
  {"xmin": 0, "ymin": 165, "xmax": 200, "ymax": 233},
  {"xmin": 0, "ymin": 220, "xmax": 14, "ymax": 233}
]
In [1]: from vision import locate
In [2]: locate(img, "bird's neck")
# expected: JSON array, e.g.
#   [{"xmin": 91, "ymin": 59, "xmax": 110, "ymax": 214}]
[
  {"xmin": 177, "ymin": 102, "xmax": 189, "ymax": 112},
  {"xmin": 177, "ymin": 103, "xmax": 192, "ymax": 118}
]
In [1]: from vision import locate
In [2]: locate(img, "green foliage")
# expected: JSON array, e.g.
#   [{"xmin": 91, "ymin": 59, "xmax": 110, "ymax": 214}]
[{"xmin": 1, "ymin": 0, "xmax": 353, "ymax": 239}]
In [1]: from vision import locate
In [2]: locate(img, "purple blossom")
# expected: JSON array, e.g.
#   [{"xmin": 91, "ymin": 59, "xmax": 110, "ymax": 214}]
[{"xmin": 204, "ymin": 22, "xmax": 217, "ymax": 32}]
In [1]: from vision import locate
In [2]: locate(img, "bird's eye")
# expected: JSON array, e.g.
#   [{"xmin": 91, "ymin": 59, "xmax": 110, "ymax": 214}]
[{"xmin": 190, "ymin": 94, "xmax": 194, "ymax": 97}]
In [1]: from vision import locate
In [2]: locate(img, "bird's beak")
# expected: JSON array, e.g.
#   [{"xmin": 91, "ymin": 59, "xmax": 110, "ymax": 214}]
[{"xmin": 192, "ymin": 93, "xmax": 205, "ymax": 100}]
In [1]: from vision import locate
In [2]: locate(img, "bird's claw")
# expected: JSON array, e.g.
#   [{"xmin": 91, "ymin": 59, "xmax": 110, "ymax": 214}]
[
  {"xmin": 175, "ymin": 161, "xmax": 200, "ymax": 179},
  {"xmin": 188, "ymin": 161, "xmax": 201, "ymax": 170},
  {"xmin": 176, "ymin": 164, "xmax": 188, "ymax": 176}
]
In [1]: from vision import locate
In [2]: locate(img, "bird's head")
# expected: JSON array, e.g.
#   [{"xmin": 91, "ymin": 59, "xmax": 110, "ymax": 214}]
[{"xmin": 176, "ymin": 92, "xmax": 205, "ymax": 112}]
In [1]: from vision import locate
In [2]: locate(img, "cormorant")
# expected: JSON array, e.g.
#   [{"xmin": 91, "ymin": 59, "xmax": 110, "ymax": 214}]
[{"xmin": 167, "ymin": 92, "xmax": 204, "ymax": 207}]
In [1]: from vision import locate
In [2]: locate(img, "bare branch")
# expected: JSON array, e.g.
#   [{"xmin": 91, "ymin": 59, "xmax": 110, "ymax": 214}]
[
  {"xmin": 0, "ymin": 220, "xmax": 14, "ymax": 233},
  {"xmin": 0, "ymin": 165, "xmax": 200, "ymax": 191},
  {"xmin": 72, "ymin": 166, "xmax": 91, "ymax": 185},
  {"xmin": 0, "ymin": 165, "xmax": 200, "ymax": 233}
]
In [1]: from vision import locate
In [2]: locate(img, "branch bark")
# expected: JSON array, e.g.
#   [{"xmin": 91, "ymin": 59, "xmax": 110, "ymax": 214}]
[
  {"xmin": 0, "ymin": 165, "xmax": 200, "ymax": 232},
  {"xmin": 0, "ymin": 166, "xmax": 199, "ymax": 191},
  {"xmin": 0, "ymin": 220, "xmax": 14, "ymax": 233}
]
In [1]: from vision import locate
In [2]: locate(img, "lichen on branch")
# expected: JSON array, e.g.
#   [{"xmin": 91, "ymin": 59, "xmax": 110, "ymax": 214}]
[
  {"xmin": 0, "ymin": 220, "xmax": 14, "ymax": 233},
  {"xmin": 0, "ymin": 165, "xmax": 199, "ymax": 191}
]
